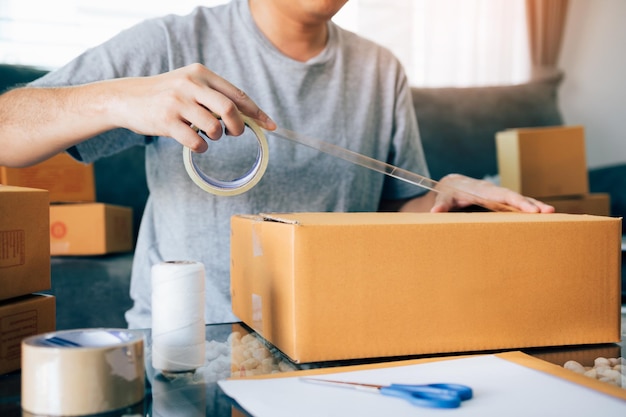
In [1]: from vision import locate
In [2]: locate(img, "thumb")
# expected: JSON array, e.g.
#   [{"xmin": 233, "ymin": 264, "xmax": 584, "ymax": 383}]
[{"xmin": 430, "ymin": 192, "xmax": 455, "ymax": 213}]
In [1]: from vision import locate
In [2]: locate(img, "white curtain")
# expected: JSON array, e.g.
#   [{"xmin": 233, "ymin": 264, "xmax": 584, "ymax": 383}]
[
  {"xmin": 336, "ymin": 0, "xmax": 530, "ymax": 87},
  {"xmin": 1, "ymin": 0, "xmax": 529, "ymax": 87},
  {"xmin": 0, "ymin": 0, "xmax": 215, "ymax": 69}
]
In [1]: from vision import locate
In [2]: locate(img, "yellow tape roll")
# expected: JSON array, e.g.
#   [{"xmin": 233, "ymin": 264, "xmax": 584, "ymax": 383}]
[
  {"xmin": 183, "ymin": 114, "xmax": 269, "ymax": 196},
  {"xmin": 21, "ymin": 329, "xmax": 145, "ymax": 416}
]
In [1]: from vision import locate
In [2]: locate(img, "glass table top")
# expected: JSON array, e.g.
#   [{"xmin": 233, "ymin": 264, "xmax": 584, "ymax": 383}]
[{"xmin": 2, "ymin": 313, "xmax": 625, "ymax": 417}]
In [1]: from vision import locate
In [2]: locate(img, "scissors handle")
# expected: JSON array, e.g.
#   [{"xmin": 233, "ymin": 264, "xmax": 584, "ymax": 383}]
[
  {"xmin": 380, "ymin": 383, "xmax": 473, "ymax": 409},
  {"xmin": 426, "ymin": 383, "xmax": 473, "ymax": 401}
]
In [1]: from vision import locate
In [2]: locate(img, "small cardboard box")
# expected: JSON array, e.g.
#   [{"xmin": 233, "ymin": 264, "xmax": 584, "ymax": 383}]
[
  {"xmin": 0, "ymin": 294, "xmax": 56, "ymax": 374},
  {"xmin": 544, "ymin": 193, "xmax": 611, "ymax": 217},
  {"xmin": 1, "ymin": 153, "xmax": 95, "ymax": 203},
  {"xmin": 0, "ymin": 185, "xmax": 50, "ymax": 301},
  {"xmin": 50, "ymin": 203, "xmax": 133, "ymax": 256},
  {"xmin": 231, "ymin": 212, "xmax": 622, "ymax": 363},
  {"xmin": 496, "ymin": 125, "xmax": 589, "ymax": 198}
]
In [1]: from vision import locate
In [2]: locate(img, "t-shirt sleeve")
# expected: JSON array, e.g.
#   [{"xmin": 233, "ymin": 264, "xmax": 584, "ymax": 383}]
[
  {"xmin": 380, "ymin": 71, "xmax": 431, "ymax": 201},
  {"xmin": 28, "ymin": 17, "xmax": 173, "ymax": 163}
]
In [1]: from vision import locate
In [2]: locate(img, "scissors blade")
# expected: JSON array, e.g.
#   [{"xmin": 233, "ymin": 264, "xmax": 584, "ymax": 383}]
[
  {"xmin": 300, "ymin": 378, "xmax": 467, "ymax": 409},
  {"xmin": 266, "ymin": 127, "xmax": 520, "ymax": 213},
  {"xmin": 300, "ymin": 377, "xmax": 382, "ymax": 393}
]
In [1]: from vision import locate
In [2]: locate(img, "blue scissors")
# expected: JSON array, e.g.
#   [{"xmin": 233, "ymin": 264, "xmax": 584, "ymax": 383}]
[{"xmin": 301, "ymin": 377, "xmax": 473, "ymax": 408}]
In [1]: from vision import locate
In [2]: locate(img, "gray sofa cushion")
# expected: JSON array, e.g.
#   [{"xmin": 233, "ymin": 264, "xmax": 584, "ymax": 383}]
[
  {"xmin": 412, "ymin": 73, "xmax": 564, "ymax": 181},
  {"xmin": 93, "ymin": 146, "xmax": 148, "ymax": 241},
  {"xmin": 0, "ymin": 64, "xmax": 48, "ymax": 92},
  {"xmin": 46, "ymin": 254, "xmax": 134, "ymax": 329},
  {"xmin": 589, "ymin": 163, "xmax": 626, "ymax": 233}
]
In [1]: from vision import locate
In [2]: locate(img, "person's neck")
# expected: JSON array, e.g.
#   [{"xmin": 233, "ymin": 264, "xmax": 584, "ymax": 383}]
[{"xmin": 249, "ymin": 0, "xmax": 329, "ymax": 62}]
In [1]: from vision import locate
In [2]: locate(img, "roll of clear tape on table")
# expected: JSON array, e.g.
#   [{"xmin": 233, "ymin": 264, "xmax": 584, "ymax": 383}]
[
  {"xmin": 21, "ymin": 329, "xmax": 145, "ymax": 416},
  {"xmin": 152, "ymin": 261, "xmax": 206, "ymax": 373},
  {"xmin": 183, "ymin": 114, "xmax": 269, "ymax": 196}
]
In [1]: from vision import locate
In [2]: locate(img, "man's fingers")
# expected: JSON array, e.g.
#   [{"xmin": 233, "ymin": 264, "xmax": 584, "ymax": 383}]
[
  {"xmin": 133, "ymin": 64, "xmax": 275, "ymax": 150},
  {"xmin": 202, "ymin": 69, "xmax": 276, "ymax": 131},
  {"xmin": 184, "ymin": 103, "xmax": 230, "ymax": 141},
  {"xmin": 430, "ymin": 192, "xmax": 456, "ymax": 213},
  {"xmin": 171, "ymin": 122, "xmax": 209, "ymax": 153}
]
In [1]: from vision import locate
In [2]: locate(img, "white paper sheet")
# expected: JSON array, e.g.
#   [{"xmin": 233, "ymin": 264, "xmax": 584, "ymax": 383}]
[{"xmin": 218, "ymin": 354, "xmax": 626, "ymax": 417}]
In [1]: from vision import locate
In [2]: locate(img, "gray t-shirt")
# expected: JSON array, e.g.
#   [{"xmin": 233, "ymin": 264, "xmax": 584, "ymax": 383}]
[{"xmin": 31, "ymin": 0, "xmax": 429, "ymax": 329}]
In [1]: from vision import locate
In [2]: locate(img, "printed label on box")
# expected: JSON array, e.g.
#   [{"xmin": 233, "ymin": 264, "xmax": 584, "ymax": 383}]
[
  {"xmin": 50, "ymin": 221, "xmax": 67, "ymax": 239},
  {"xmin": 0, "ymin": 309, "xmax": 38, "ymax": 360},
  {"xmin": 50, "ymin": 241, "xmax": 70, "ymax": 254},
  {"xmin": 0, "ymin": 230, "xmax": 25, "ymax": 268},
  {"xmin": 252, "ymin": 294, "xmax": 263, "ymax": 331}
]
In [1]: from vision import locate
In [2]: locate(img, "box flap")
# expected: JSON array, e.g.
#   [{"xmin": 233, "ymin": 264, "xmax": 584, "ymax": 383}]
[
  {"xmin": 247, "ymin": 212, "xmax": 620, "ymax": 226},
  {"xmin": 259, "ymin": 213, "xmax": 301, "ymax": 225},
  {"xmin": 0, "ymin": 184, "xmax": 48, "ymax": 193}
]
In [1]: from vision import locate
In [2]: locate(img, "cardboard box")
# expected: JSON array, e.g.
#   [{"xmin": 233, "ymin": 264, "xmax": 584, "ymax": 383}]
[
  {"xmin": 50, "ymin": 203, "xmax": 133, "ymax": 256},
  {"xmin": 0, "ymin": 294, "xmax": 55, "ymax": 374},
  {"xmin": 496, "ymin": 125, "xmax": 589, "ymax": 198},
  {"xmin": 231, "ymin": 212, "xmax": 622, "ymax": 363},
  {"xmin": 1, "ymin": 153, "xmax": 95, "ymax": 203},
  {"xmin": 0, "ymin": 186, "xmax": 50, "ymax": 301},
  {"xmin": 544, "ymin": 193, "xmax": 611, "ymax": 217},
  {"xmin": 622, "ymin": 236, "xmax": 626, "ymax": 302}
]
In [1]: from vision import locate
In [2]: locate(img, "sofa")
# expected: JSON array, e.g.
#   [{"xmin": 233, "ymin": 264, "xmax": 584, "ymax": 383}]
[{"xmin": 1, "ymin": 63, "xmax": 623, "ymax": 329}]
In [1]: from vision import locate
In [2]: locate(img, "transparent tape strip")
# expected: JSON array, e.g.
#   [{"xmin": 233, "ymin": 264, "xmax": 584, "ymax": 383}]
[
  {"xmin": 266, "ymin": 127, "xmax": 520, "ymax": 212},
  {"xmin": 183, "ymin": 116, "xmax": 518, "ymax": 212}
]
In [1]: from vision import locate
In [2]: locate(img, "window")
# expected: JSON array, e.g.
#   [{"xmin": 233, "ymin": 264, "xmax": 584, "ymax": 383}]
[
  {"xmin": 0, "ymin": 0, "xmax": 218, "ymax": 69},
  {"xmin": 0, "ymin": 0, "xmax": 529, "ymax": 86}
]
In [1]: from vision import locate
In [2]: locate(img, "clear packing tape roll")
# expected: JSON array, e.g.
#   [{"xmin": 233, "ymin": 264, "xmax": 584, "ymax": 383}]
[
  {"xmin": 184, "ymin": 115, "xmax": 269, "ymax": 196},
  {"xmin": 183, "ymin": 115, "xmax": 519, "ymax": 212},
  {"xmin": 21, "ymin": 329, "xmax": 145, "ymax": 416}
]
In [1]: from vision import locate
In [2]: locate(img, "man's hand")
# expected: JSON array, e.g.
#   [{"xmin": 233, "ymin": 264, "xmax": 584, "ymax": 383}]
[
  {"xmin": 431, "ymin": 174, "xmax": 555, "ymax": 213},
  {"xmin": 109, "ymin": 64, "xmax": 276, "ymax": 153},
  {"xmin": 0, "ymin": 63, "xmax": 275, "ymax": 167}
]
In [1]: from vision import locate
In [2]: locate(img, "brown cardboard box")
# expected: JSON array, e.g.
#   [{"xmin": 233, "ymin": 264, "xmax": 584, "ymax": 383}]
[
  {"xmin": 50, "ymin": 203, "xmax": 133, "ymax": 256},
  {"xmin": 544, "ymin": 193, "xmax": 611, "ymax": 217},
  {"xmin": 0, "ymin": 186, "xmax": 50, "ymax": 300},
  {"xmin": 231, "ymin": 212, "xmax": 622, "ymax": 363},
  {"xmin": 1, "ymin": 153, "xmax": 95, "ymax": 203},
  {"xmin": 496, "ymin": 125, "xmax": 589, "ymax": 198},
  {"xmin": 0, "ymin": 294, "xmax": 55, "ymax": 374}
]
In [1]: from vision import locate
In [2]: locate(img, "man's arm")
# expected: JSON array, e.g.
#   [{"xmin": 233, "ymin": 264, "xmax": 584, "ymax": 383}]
[{"xmin": 0, "ymin": 64, "xmax": 276, "ymax": 167}]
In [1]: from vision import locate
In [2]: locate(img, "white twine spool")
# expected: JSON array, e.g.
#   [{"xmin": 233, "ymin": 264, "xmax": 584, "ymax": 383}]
[
  {"xmin": 151, "ymin": 261, "xmax": 206, "ymax": 373},
  {"xmin": 151, "ymin": 373, "xmax": 206, "ymax": 417}
]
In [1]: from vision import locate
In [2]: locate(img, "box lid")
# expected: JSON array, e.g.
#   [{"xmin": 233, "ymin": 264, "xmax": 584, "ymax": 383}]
[{"xmin": 253, "ymin": 211, "xmax": 618, "ymax": 226}]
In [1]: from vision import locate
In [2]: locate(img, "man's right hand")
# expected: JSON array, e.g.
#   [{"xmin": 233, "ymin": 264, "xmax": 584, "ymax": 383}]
[
  {"xmin": 108, "ymin": 63, "xmax": 276, "ymax": 153},
  {"xmin": 0, "ymin": 63, "xmax": 275, "ymax": 167}
]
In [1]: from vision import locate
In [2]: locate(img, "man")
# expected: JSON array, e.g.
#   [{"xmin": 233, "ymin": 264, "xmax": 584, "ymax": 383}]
[{"xmin": 0, "ymin": 0, "xmax": 553, "ymax": 328}]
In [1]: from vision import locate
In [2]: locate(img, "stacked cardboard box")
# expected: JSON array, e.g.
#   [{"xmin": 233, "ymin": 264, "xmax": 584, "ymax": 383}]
[
  {"xmin": 0, "ymin": 185, "xmax": 56, "ymax": 374},
  {"xmin": 50, "ymin": 203, "xmax": 133, "ymax": 255},
  {"xmin": 496, "ymin": 125, "xmax": 610, "ymax": 216},
  {"xmin": 1, "ymin": 153, "xmax": 95, "ymax": 202},
  {"xmin": 1, "ymin": 153, "xmax": 133, "ymax": 255}
]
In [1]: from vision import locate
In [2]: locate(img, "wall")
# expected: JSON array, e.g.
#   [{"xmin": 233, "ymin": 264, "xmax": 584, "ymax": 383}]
[{"xmin": 558, "ymin": 0, "xmax": 626, "ymax": 169}]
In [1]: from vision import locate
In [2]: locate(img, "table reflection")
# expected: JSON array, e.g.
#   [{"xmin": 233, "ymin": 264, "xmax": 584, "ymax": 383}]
[
  {"xmin": 3, "ymin": 320, "xmax": 623, "ymax": 417},
  {"xmin": 141, "ymin": 321, "xmax": 624, "ymax": 417}
]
